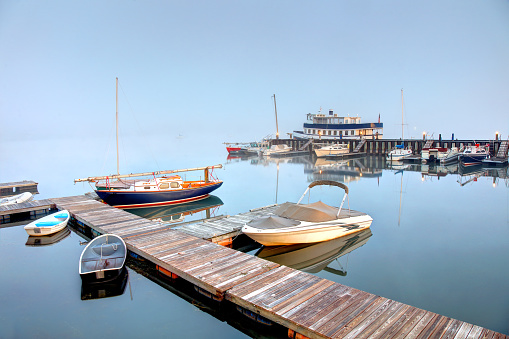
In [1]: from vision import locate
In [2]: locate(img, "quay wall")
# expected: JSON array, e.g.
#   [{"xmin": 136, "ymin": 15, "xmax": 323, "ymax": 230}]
[{"xmin": 270, "ymin": 138, "xmax": 506, "ymax": 155}]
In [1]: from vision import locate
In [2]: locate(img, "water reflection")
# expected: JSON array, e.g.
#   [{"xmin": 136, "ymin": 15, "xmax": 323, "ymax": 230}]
[
  {"xmin": 126, "ymin": 195, "xmax": 223, "ymax": 224},
  {"xmin": 81, "ymin": 266, "xmax": 129, "ymax": 300},
  {"xmin": 25, "ymin": 227, "xmax": 71, "ymax": 246},
  {"xmin": 255, "ymin": 229, "xmax": 372, "ymax": 274}
]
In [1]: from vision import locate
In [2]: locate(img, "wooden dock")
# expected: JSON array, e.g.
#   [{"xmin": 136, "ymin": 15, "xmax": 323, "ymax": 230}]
[
  {"xmin": 0, "ymin": 180, "xmax": 39, "ymax": 197},
  {"xmin": 5, "ymin": 195, "xmax": 508, "ymax": 339}
]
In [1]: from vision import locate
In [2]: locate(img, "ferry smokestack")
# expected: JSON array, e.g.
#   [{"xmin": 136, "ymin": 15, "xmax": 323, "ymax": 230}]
[{"xmin": 329, "ymin": 109, "xmax": 333, "ymax": 116}]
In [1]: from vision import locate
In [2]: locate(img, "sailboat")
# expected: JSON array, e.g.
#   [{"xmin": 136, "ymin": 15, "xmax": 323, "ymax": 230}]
[
  {"xmin": 74, "ymin": 78, "xmax": 223, "ymax": 209},
  {"xmin": 387, "ymin": 89, "xmax": 412, "ymax": 162}
]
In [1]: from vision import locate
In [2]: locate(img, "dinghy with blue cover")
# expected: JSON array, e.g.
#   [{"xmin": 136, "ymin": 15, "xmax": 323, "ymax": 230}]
[
  {"xmin": 79, "ymin": 234, "xmax": 127, "ymax": 283},
  {"xmin": 24, "ymin": 210, "xmax": 70, "ymax": 236}
]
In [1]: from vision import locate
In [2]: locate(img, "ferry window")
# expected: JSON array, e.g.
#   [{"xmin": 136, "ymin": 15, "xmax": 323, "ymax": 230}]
[
  {"xmin": 328, "ymin": 131, "xmax": 332, "ymax": 135},
  {"xmin": 170, "ymin": 182, "xmax": 180, "ymax": 188},
  {"xmin": 144, "ymin": 186, "xmax": 151, "ymax": 190},
  {"xmin": 159, "ymin": 183, "xmax": 169, "ymax": 189}
]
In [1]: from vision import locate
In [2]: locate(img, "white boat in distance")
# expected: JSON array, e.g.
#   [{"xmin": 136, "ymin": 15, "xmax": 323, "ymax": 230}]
[
  {"xmin": 24, "ymin": 210, "xmax": 70, "ymax": 236},
  {"xmin": 79, "ymin": 234, "xmax": 127, "ymax": 283},
  {"xmin": 242, "ymin": 180, "xmax": 372, "ymax": 246},
  {"xmin": 263, "ymin": 144, "xmax": 292, "ymax": 156},
  {"xmin": 0, "ymin": 192, "xmax": 33, "ymax": 206},
  {"xmin": 314, "ymin": 143, "xmax": 349, "ymax": 158},
  {"xmin": 387, "ymin": 144, "xmax": 413, "ymax": 162}
]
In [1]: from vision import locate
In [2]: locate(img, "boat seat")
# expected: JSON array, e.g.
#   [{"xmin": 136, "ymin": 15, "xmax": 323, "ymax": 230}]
[
  {"xmin": 35, "ymin": 221, "xmax": 60, "ymax": 227},
  {"xmin": 92, "ymin": 243, "xmax": 121, "ymax": 256}
]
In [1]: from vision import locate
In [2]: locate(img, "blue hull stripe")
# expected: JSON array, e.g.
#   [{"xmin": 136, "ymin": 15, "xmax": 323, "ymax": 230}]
[{"xmin": 95, "ymin": 182, "xmax": 223, "ymax": 208}]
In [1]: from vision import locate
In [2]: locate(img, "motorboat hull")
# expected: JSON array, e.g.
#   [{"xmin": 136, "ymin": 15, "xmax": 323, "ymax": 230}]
[
  {"xmin": 242, "ymin": 214, "xmax": 372, "ymax": 246},
  {"xmin": 95, "ymin": 181, "xmax": 223, "ymax": 209},
  {"xmin": 24, "ymin": 210, "xmax": 70, "ymax": 236},
  {"xmin": 461, "ymin": 154, "xmax": 487, "ymax": 166}
]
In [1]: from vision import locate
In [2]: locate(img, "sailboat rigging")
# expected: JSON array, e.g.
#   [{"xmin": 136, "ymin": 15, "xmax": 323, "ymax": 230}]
[
  {"xmin": 74, "ymin": 78, "xmax": 223, "ymax": 209},
  {"xmin": 386, "ymin": 89, "xmax": 413, "ymax": 162}
]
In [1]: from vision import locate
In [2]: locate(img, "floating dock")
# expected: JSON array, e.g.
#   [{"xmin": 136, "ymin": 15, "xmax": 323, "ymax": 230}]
[{"xmin": 3, "ymin": 194, "xmax": 507, "ymax": 339}]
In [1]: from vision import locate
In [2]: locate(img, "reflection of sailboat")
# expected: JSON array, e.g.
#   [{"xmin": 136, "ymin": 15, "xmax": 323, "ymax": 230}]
[
  {"xmin": 126, "ymin": 195, "xmax": 223, "ymax": 223},
  {"xmin": 256, "ymin": 229, "xmax": 372, "ymax": 274},
  {"xmin": 81, "ymin": 266, "xmax": 129, "ymax": 300},
  {"xmin": 25, "ymin": 227, "xmax": 71, "ymax": 246}
]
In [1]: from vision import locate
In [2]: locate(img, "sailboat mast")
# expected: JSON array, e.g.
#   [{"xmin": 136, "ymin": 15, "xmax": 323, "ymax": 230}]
[
  {"xmin": 272, "ymin": 94, "xmax": 279, "ymax": 139},
  {"xmin": 401, "ymin": 88, "xmax": 404, "ymax": 140},
  {"xmin": 116, "ymin": 77, "xmax": 119, "ymax": 175}
]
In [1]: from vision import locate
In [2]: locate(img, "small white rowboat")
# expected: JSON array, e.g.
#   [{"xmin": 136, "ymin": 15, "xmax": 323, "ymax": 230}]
[{"xmin": 24, "ymin": 210, "xmax": 70, "ymax": 236}]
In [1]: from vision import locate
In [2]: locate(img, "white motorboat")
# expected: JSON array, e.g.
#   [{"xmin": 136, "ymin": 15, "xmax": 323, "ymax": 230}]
[
  {"xmin": 242, "ymin": 181, "xmax": 372, "ymax": 246},
  {"xmin": 262, "ymin": 144, "xmax": 292, "ymax": 156},
  {"xmin": 79, "ymin": 234, "xmax": 127, "ymax": 283},
  {"xmin": 440, "ymin": 147, "xmax": 461, "ymax": 164},
  {"xmin": 421, "ymin": 147, "xmax": 448, "ymax": 163},
  {"xmin": 314, "ymin": 143, "xmax": 349, "ymax": 157},
  {"xmin": 0, "ymin": 192, "xmax": 33, "ymax": 206},
  {"xmin": 386, "ymin": 144, "xmax": 413, "ymax": 162},
  {"xmin": 24, "ymin": 210, "xmax": 70, "ymax": 236}
]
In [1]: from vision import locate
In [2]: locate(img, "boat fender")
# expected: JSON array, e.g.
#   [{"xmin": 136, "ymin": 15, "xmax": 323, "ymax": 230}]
[{"xmin": 288, "ymin": 329, "xmax": 310, "ymax": 339}]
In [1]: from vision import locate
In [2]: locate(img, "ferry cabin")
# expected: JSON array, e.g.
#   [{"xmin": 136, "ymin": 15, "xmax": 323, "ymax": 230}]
[{"xmin": 293, "ymin": 110, "xmax": 383, "ymax": 140}]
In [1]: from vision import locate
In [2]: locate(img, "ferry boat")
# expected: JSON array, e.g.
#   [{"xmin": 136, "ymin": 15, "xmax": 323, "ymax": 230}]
[{"xmin": 292, "ymin": 109, "xmax": 383, "ymax": 140}]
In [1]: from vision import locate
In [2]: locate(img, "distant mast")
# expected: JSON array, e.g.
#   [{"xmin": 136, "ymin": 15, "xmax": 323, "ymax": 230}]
[
  {"xmin": 401, "ymin": 88, "xmax": 404, "ymax": 140},
  {"xmin": 116, "ymin": 77, "xmax": 119, "ymax": 175},
  {"xmin": 272, "ymin": 94, "xmax": 279, "ymax": 139}
]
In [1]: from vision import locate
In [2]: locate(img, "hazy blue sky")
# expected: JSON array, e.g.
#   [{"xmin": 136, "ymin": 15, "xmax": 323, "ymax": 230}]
[{"xmin": 1, "ymin": 0, "xmax": 508, "ymax": 146}]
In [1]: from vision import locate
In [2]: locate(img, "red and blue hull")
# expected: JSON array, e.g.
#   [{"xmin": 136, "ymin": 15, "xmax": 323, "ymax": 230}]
[{"xmin": 95, "ymin": 181, "xmax": 223, "ymax": 209}]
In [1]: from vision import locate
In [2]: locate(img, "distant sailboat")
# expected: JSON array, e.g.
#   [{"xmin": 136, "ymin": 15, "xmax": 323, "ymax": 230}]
[{"xmin": 387, "ymin": 89, "xmax": 412, "ymax": 162}]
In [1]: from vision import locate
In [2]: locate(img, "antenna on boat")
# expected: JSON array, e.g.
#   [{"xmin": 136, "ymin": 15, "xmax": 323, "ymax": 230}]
[
  {"xmin": 401, "ymin": 88, "xmax": 404, "ymax": 141},
  {"xmin": 272, "ymin": 94, "xmax": 279, "ymax": 139},
  {"xmin": 116, "ymin": 77, "xmax": 119, "ymax": 175}
]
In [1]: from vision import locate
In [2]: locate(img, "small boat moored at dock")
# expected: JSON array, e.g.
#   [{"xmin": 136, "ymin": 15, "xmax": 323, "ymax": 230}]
[
  {"xmin": 242, "ymin": 180, "xmax": 372, "ymax": 246},
  {"xmin": 421, "ymin": 147, "xmax": 448, "ymax": 163},
  {"xmin": 79, "ymin": 234, "xmax": 127, "ymax": 283},
  {"xmin": 24, "ymin": 210, "xmax": 70, "ymax": 236},
  {"xmin": 0, "ymin": 192, "xmax": 33, "ymax": 206},
  {"xmin": 460, "ymin": 144, "xmax": 489, "ymax": 166},
  {"xmin": 440, "ymin": 146, "xmax": 462, "ymax": 164},
  {"xmin": 386, "ymin": 144, "xmax": 413, "ymax": 162},
  {"xmin": 314, "ymin": 143, "xmax": 349, "ymax": 157}
]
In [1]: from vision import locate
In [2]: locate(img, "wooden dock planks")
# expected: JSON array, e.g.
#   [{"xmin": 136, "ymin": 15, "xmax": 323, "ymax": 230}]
[
  {"xmin": 2, "ymin": 192, "xmax": 508, "ymax": 339},
  {"xmin": 0, "ymin": 199, "xmax": 54, "ymax": 216}
]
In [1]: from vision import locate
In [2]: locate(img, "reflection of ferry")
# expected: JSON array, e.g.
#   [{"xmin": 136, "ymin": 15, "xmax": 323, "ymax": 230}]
[
  {"xmin": 256, "ymin": 229, "xmax": 372, "ymax": 274},
  {"xmin": 293, "ymin": 109, "xmax": 383, "ymax": 140},
  {"xmin": 126, "ymin": 195, "xmax": 223, "ymax": 224},
  {"xmin": 310, "ymin": 157, "xmax": 383, "ymax": 183},
  {"xmin": 25, "ymin": 227, "xmax": 71, "ymax": 246}
]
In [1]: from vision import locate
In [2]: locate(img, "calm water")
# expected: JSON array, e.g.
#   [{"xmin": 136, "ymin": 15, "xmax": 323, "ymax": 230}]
[{"xmin": 1, "ymin": 138, "xmax": 508, "ymax": 337}]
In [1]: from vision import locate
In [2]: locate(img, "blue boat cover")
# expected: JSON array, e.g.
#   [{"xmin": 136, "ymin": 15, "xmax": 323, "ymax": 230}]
[
  {"xmin": 53, "ymin": 212, "xmax": 68, "ymax": 219},
  {"xmin": 396, "ymin": 144, "xmax": 404, "ymax": 149},
  {"xmin": 36, "ymin": 221, "xmax": 60, "ymax": 227}
]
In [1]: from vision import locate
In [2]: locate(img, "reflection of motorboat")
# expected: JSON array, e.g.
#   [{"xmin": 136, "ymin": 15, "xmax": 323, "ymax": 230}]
[
  {"xmin": 24, "ymin": 210, "xmax": 70, "ymax": 236},
  {"xmin": 81, "ymin": 266, "xmax": 128, "ymax": 300},
  {"xmin": 242, "ymin": 181, "xmax": 372, "ymax": 246},
  {"xmin": 256, "ymin": 228, "xmax": 372, "ymax": 273},
  {"xmin": 0, "ymin": 192, "xmax": 33, "ymax": 206},
  {"xmin": 25, "ymin": 227, "xmax": 71, "ymax": 246},
  {"xmin": 79, "ymin": 234, "xmax": 127, "ymax": 283},
  {"xmin": 126, "ymin": 195, "xmax": 223, "ymax": 223}
]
